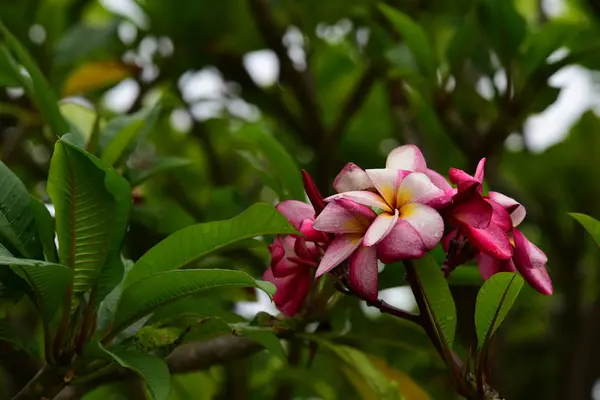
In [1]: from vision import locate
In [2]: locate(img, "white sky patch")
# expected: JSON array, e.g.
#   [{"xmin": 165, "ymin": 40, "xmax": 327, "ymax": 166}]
[
  {"xmin": 102, "ymin": 78, "xmax": 140, "ymax": 113},
  {"xmin": 100, "ymin": 0, "xmax": 149, "ymax": 29},
  {"xmin": 360, "ymin": 286, "xmax": 417, "ymax": 319},
  {"xmin": 179, "ymin": 69, "xmax": 225, "ymax": 102},
  {"xmin": 243, "ymin": 50, "xmax": 280, "ymax": 87},
  {"xmin": 235, "ymin": 289, "xmax": 279, "ymax": 319}
]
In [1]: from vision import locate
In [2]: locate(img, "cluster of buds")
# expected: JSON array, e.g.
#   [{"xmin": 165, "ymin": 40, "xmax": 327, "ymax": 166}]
[{"xmin": 263, "ymin": 145, "xmax": 552, "ymax": 317}]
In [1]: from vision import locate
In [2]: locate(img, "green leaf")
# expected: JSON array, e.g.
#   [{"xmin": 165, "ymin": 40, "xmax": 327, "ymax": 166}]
[
  {"xmin": 475, "ymin": 272, "xmax": 524, "ymax": 349},
  {"xmin": 476, "ymin": 0, "xmax": 527, "ymax": 66},
  {"xmin": 124, "ymin": 203, "xmax": 297, "ymax": 287},
  {"xmin": 233, "ymin": 326, "xmax": 287, "ymax": 363},
  {"xmin": 0, "ymin": 256, "xmax": 71, "ymax": 322},
  {"xmin": 0, "ymin": 44, "xmax": 19, "ymax": 86},
  {"xmin": 0, "ymin": 20, "xmax": 70, "ymax": 136},
  {"xmin": 411, "ymin": 255, "xmax": 457, "ymax": 349},
  {"xmin": 378, "ymin": 4, "xmax": 437, "ymax": 80},
  {"xmin": 54, "ymin": 21, "xmax": 120, "ymax": 66},
  {"xmin": 99, "ymin": 106, "xmax": 161, "ymax": 167},
  {"xmin": 97, "ymin": 259, "xmax": 133, "ymax": 333},
  {"xmin": 111, "ymin": 269, "xmax": 276, "ymax": 335},
  {"xmin": 0, "ymin": 319, "xmax": 39, "ymax": 355},
  {"xmin": 88, "ymin": 342, "xmax": 171, "ymax": 400},
  {"xmin": 569, "ymin": 213, "xmax": 600, "ymax": 247},
  {"xmin": 128, "ymin": 157, "xmax": 195, "ymax": 187},
  {"xmin": 29, "ymin": 198, "xmax": 58, "ymax": 263},
  {"xmin": 47, "ymin": 140, "xmax": 131, "ymax": 308},
  {"xmin": 232, "ymin": 125, "xmax": 305, "ymax": 201},
  {"xmin": 0, "ymin": 160, "xmax": 43, "ymax": 259},
  {"xmin": 447, "ymin": 266, "xmax": 484, "ymax": 286}
]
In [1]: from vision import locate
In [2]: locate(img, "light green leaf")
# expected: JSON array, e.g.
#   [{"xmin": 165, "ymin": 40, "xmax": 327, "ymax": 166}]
[
  {"xmin": 0, "ymin": 160, "xmax": 43, "ymax": 259},
  {"xmin": 88, "ymin": 342, "xmax": 171, "ymax": 400},
  {"xmin": 0, "ymin": 21, "xmax": 70, "ymax": 136},
  {"xmin": 232, "ymin": 125, "xmax": 305, "ymax": 201},
  {"xmin": 111, "ymin": 269, "xmax": 277, "ymax": 335},
  {"xmin": 0, "ymin": 44, "xmax": 19, "ymax": 86},
  {"xmin": 233, "ymin": 326, "xmax": 287, "ymax": 363},
  {"xmin": 0, "ymin": 319, "xmax": 38, "ymax": 355},
  {"xmin": 378, "ymin": 4, "xmax": 437, "ymax": 80},
  {"xmin": 447, "ymin": 266, "xmax": 483, "ymax": 286},
  {"xmin": 475, "ymin": 272, "xmax": 524, "ymax": 349},
  {"xmin": 47, "ymin": 140, "xmax": 131, "ymax": 308},
  {"xmin": 128, "ymin": 157, "xmax": 195, "ymax": 187},
  {"xmin": 411, "ymin": 254, "xmax": 457, "ymax": 349},
  {"xmin": 0, "ymin": 256, "xmax": 71, "ymax": 322},
  {"xmin": 569, "ymin": 213, "xmax": 600, "ymax": 247},
  {"xmin": 124, "ymin": 203, "xmax": 297, "ymax": 287},
  {"xmin": 29, "ymin": 198, "xmax": 58, "ymax": 263}
]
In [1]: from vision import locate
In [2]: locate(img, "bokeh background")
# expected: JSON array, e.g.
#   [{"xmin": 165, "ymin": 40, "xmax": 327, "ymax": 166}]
[{"xmin": 1, "ymin": 0, "xmax": 600, "ymax": 399}]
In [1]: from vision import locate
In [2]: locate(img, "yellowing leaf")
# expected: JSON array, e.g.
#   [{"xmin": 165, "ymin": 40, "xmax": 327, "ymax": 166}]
[
  {"xmin": 369, "ymin": 356, "xmax": 431, "ymax": 400},
  {"xmin": 63, "ymin": 61, "xmax": 134, "ymax": 96}
]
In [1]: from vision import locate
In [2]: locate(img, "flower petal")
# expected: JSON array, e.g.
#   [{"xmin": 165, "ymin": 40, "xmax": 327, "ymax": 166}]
[
  {"xmin": 276, "ymin": 200, "xmax": 315, "ymax": 230},
  {"xmin": 400, "ymin": 203, "xmax": 444, "ymax": 250},
  {"xmin": 365, "ymin": 169, "xmax": 405, "ymax": 208},
  {"xmin": 385, "ymin": 144, "xmax": 427, "ymax": 171},
  {"xmin": 450, "ymin": 195, "xmax": 492, "ymax": 229},
  {"xmin": 396, "ymin": 172, "xmax": 450, "ymax": 208},
  {"xmin": 326, "ymin": 191, "xmax": 392, "ymax": 212},
  {"xmin": 271, "ymin": 236, "xmax": 300, "ymax": 277},
  {"xmin": 474, "ymin": 158, "xmax": 486, "ymax": 183},
  {"xmin": 363, "ymin": 209, "xmax": 399, "ymax": 246},
  {"xmin": 376, "ymin": 219, "xmax": 426, "ymax": 263},
  {"xmin": 488, "ymin": 191, "xmax": 526, "ymax": 227},
  {"xmin": 313, "ymin": 199, "xmax": 376, "ymax": 234},
  {"xmin": 512, "ymin": 228, "xmax": 552, "ymax": 295},
  {"xmin": 333, "ymin": 162, "xmax": 374, "ymax": 193},
  {"xmin": 488, "ymin": 199, "xmax": 513, "ymax": 232},
  {"xmin": 424, "ymin": 169, "xmax": 454, "ymax": 194},
  {"xmin": 477, "ymin": 253, "xmax": 515, "ymax": 280},
  {"xmin": 463, "ymin": 223, "xmax": 513, "ymax": 260},
  {"xmin": 349, "ymin": 246, "xmax": 379, "ymax": 301},
  {"xmin": 299, "ymin": 219, "xmax": 328, "ymax": 242},
  {"xmin": 273, "ymin": 272, "xmax": 311, "ymax": 317},
  {"xmin": 316, "ymin": 234, "xmax": 363, "ymax": 277}
]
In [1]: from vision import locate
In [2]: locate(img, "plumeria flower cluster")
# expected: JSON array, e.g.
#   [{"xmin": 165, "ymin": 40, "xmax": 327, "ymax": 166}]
[{"xmin": 264, "ymin": 145, "xmax": 552, "ymax": 317}]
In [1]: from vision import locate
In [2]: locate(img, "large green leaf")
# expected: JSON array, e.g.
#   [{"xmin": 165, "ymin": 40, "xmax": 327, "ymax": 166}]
[
  {"xmin": 88, "ymin": 342, "xmax": 171, "ymax": 400},
  {"xmin": 0, "ymin": 256, "xmax": 71, "ymax": 322},
  {"xmin": 569, "ymin": 213, "xmax": 600, "ymax": 248},
  {"xmin": 47, "ymin": 140, "xmax": 131, "ymax": 307},
  {"xmin": 475, "ymin": 272, "xmax": 524, "ymax": 349},
  {"xmin": 0, "ymin": 160, "xmax": 43, "ymax": 259},
  {"xmin": 232, "ymin": 325, "xmax": 287, "ymax": 363},
  {"xmin": 0, "ymin": 20, "xmax": 70, "ymax": 136},
  {"xmin": 0, "ymin": 43, "xmax": 19, "ymax": 86},
  {"xmin": 29, "ymin": 198, "xmax": 58, "ymax": 263},
  {"xmin": 378, "ymin": 4, "xmax": 437, "ymax": 81},
  {"xmin": 110, "ymin": 269, "xmax": 276, "ymax": 336},
  {"xmin": 232, "ymin": 125, "xmax": 305, "ymax": 201},
  {"xmin": 411, "ymin": 255, "xmax": 457, "ymax": 349},
  {"xmin": 123, "ymin": 203, "xmax": 297, "ymax": 287},
  {"xmin": 0, "ymin": 318, "xmax": 38, "ymax": 355}
]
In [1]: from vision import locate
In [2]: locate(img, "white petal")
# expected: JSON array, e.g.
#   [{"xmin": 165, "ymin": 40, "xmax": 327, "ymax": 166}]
[
  {"xmin": 400, "ymin": 203, "xmax": 444, "ymax": 250},
  {"xmin": 385, "ymin": 144, "xmax": 427, "ymax": 171},
  {"xmin": 333, "ymin": 163, "xmax": 374, "ymax": 193},
  {"xmin": 396, "ymin": 172, "xmax": 448, "ymax": 208},
  {"xmin": 363, "ymin": 209, "xmax": 399, "ymax": 246},
  {"xmin": 326, "ymin": 191, "xmax": 392, "ymax": 212},
  {"xmin": 315, "ymin": 234, "xmax": 363, "ymax": 277}
]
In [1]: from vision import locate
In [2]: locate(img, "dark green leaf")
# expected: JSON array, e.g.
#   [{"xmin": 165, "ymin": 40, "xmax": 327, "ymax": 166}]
[
  {"xmin": 569, "ymin": 213, "xmax": 600, "ymax": 247},
  {"xmin": 233, "ymin": 326, "xmax": 287, "ymax": 363},
  {"xmin": 128, "ymin": 157, "xmax": 195, "ymax": 187},
  {"xmin": 124, "ymin": 203, "xmax": 297, "ymax": 287},
  {"xmin": 112, "ymin": 269, "xmax": 276, "ymax": 335},
  {"xmin": 0, "ymin": 319, "xmax": 38, "ymax": 355},
  {"xmin": 54, "ymin": 21, "xmax": 120, "ymax": 65},
  {"xmin": 378, "ymin": 4, "xmax": 437, "ymax": 80},
  {"xmin": 475, "ymin": 272, "xmax": 524, "ymax": 349},
  {"xmin": 447, "ymin": 266, "xmax": 483, "ymax": 286},
  {"xmin": 88, "ymin": 342, "xmax": 171, "ymax": 400},
  {"xmin": 411, "ymin": 255, "xmax": 457, "ymax": 349},
  {"xmin": 29, "ymin": 198, "xmax": 58, "ymax": 263},
  {"xmin": 0, "ymin": 43, "xmax": 19, "ymax": 86},
  {"xmin": 0, "ymin": 160, "xmax": 43, "ymax": 259}
]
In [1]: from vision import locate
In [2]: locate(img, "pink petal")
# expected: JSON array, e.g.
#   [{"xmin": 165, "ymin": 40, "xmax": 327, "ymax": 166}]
[
  {"xmin": 273, "ymin": 272, "xmax": 311, "ymax": 317},
  {"xmin": 474, "ymin": 158, "xmax": 486, "ymax": 183},
  {"xmin": 488, "ymin": 199, "xmax": 513, "ymax": 232},
  {"xmin": 376, "ymin": 219, "xmax": 426, "ymax": 263},
  {"xmin": 424, "ymin": 169, "xmax": 454, "ymax": 194},
  {"xmin": 477, "ymin": 253, "xmax": 515, "ymax": 280},
  {"xmin": 269, "ymin": 238, "xmax": 285, "ymax": 265},
  {"xmin": 463, "ymin": 223, "xmax": 513, "ymax": 260},
  {"xmin": 363, "ymin": 209, "xmax": 399, "ymax": 246},
  {"xmin": 349, "ymin": 246, "xmax": 379, "ymax": 301},
  {"xmin": 299, "ymin": 219, "xmax": 328, "ymax": 242},
  {"xmin": 449, "ymin": 167, "xmax": 482, "ymax": 193},
  {"xmin": 325, "ymin": 191, "xmax": 392, "ymax": 212},
  {"xmin": 316, "ymin": 234, "xmax": 363, "ymax": 277},
  {"xmin": 512, "ymin": 228, "xmax": 552, "ymax": 295},
  {"xmin": 385, "ymin": 144, "xmax": 427, "ymax": 171},
  {"xmin": 333, "ymin": 162, "xmax": 374, "ymax": 193},
  {"xmin": 365, "ymin": 169, "xmax": 406, "ymax": 208},
  {"xmin": 450, "ymin": 196, "xmax": 492, "ymax": 229},
  {"xmin": 313, "ymin": 199, "xmax": 376, "ymax": 234},
  {"xmin": 396, "ymin": 172, "xmax": 450, "ymax": 208},
  {"xmin": 400, "ymin": 203, "xmax": 444, "ymax": 250},
  {"xmin": 276, "ymin": 200, "xmax": 315, "ymax": 230},
  {"xmin": 488, "ymin": 191, "xmax": 526, "ymax": 227}
]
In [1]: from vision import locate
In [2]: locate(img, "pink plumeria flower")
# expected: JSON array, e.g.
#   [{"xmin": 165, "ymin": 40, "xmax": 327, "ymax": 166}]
[
  {"xmin": 263, "ymin": 266, "xmax": 311, "ymax": 317},
  {"xmin": 477, "ymin": 192, "xmax": 553, "ymax": 295},
  {"xmin": 333, "ymin": 144, "xmax": 454, "ymax": 196}
]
